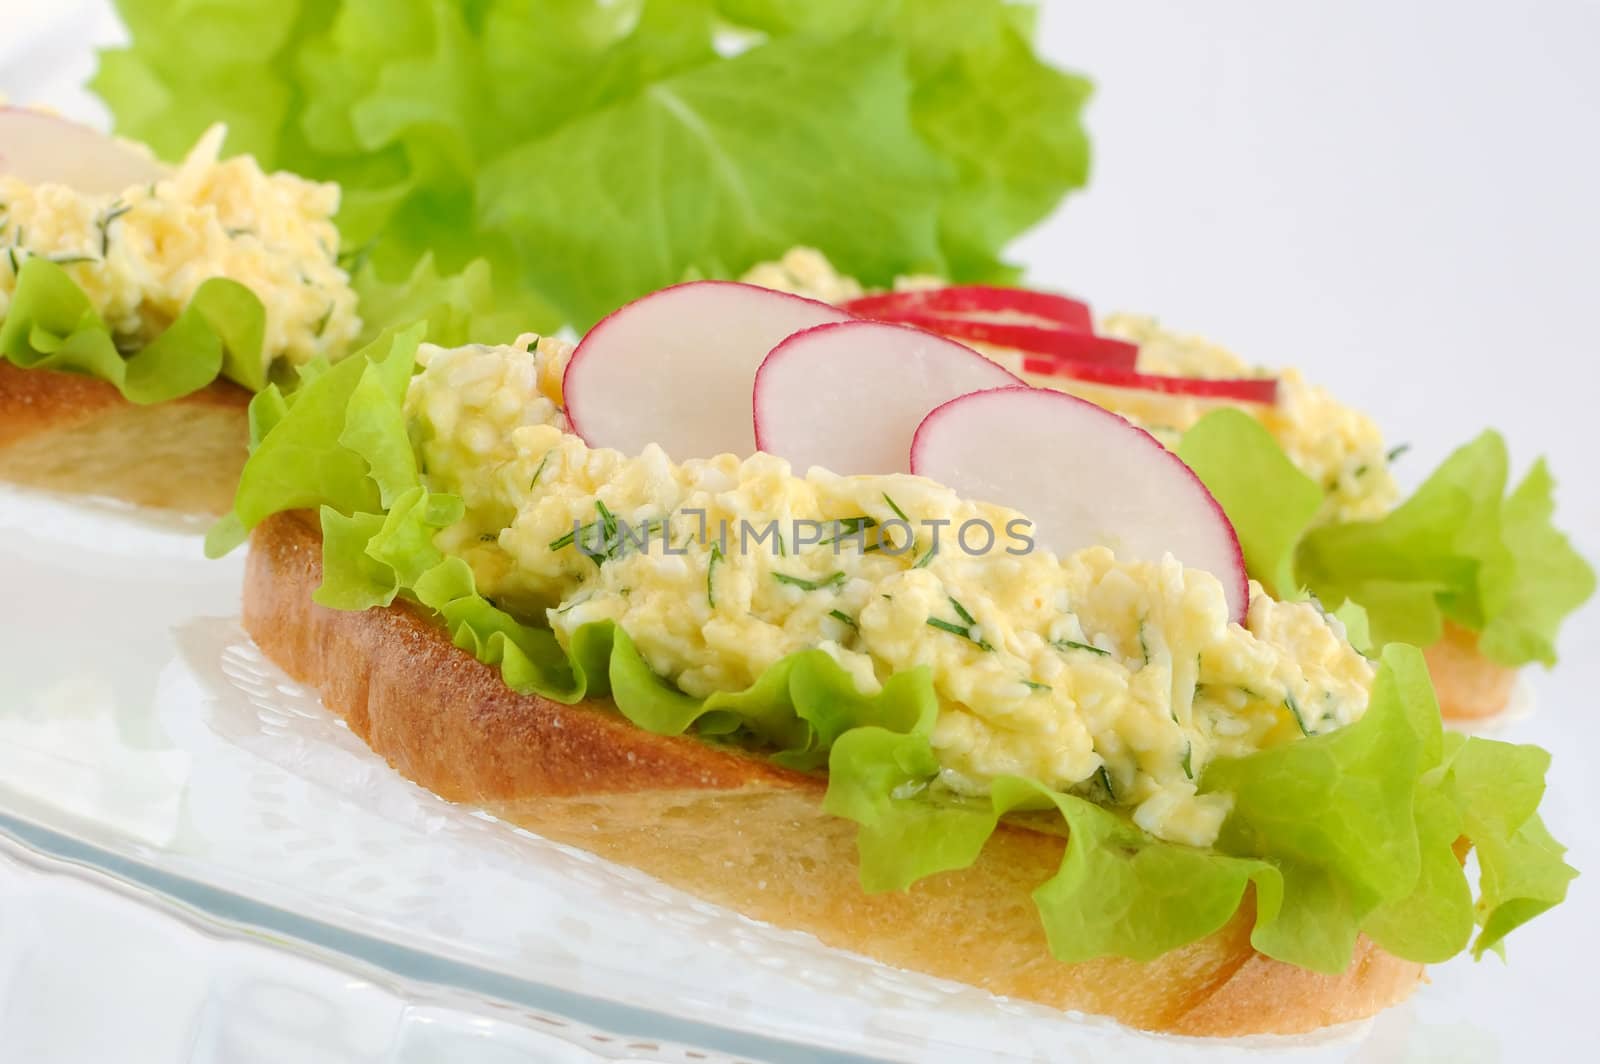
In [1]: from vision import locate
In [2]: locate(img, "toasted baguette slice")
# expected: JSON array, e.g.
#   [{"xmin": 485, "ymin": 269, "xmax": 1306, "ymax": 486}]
[
  {"xmin": 0, "ymin": 362, "xmax": 250, "ymax": 514},
  {"xmin": 1423, "ymin": 621, "xmax": 1519, "ymax": 720},
  {"xmin": 243, "ymin": 510, "xmax": 1424, "ymax": 1036}
]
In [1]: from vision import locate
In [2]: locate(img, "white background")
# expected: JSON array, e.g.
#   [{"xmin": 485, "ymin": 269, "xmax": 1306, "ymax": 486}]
[{"xmin": 2, "ymin": 0, "xmax": 1596, "ymax": 1058}]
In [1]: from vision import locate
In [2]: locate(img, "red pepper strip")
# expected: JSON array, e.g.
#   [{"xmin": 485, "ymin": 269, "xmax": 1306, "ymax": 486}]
[
  {"xmin": 842, "ymin": 285, "xmax": 1092, "ymax": 332},
  {"xmin": 1021, "ymin": 357, "xmax": 1280, "ymax": 404},
  {"xmin": 884, "ymin": 313, "xmax": 1139, "ymax": 368}
]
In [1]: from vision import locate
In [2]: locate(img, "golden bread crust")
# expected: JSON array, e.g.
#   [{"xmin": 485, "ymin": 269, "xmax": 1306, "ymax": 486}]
[
  {"xmin": 242, "ymin": 510, "xmax": 1424, "ymax": 1036},
  {"xmin": 1424, "ymin": 621, "xmax": 1519, "ymax": 720},
  {"xmin": 0, "ymin": 362, "xmax": 249, "ymax": 513}
]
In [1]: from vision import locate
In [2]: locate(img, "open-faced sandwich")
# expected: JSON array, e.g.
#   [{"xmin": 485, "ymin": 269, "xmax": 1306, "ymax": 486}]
[
  {"xmin": 214, "ymin": 281, "xmax": 1575, "ymax": 1037},
  {"xmin": 744, "ymin": 247, "xmax": 1596, "ymax": 722},
  {"xmin": 0, "ymin": 109, "xmax": 365, "ymax": 512},
  {"xmin": 0, "ymin": 110, "xmax": 507, "ymax": 514}
]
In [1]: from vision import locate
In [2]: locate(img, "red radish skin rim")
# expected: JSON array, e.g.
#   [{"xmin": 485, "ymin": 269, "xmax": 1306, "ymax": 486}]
[
  {"xmin": 892, "ymin": 313, "xmax": 1139, "ymax": 368},
  {"xmin": 843, "ymin": 285, "xmax": 1092, "ymax": 330},
  {"xmin": 561, "ymin": 279, "xmax": 850, "ymax": 447},
  {"xmin": 909, "ymin": 386, "xmax": 1251, "ymax": 624},
  {"xmin": 752, "ymin": 319, "xmax": 1024, "ymax": 455},
  {"xmin": 1022, "ymin": 357, "xmax": 1280, "ymax": 405}
]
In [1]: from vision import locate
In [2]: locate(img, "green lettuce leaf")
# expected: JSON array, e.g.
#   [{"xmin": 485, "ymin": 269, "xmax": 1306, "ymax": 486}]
[
  {"xmin": 95, "ymin": 0, "xmax": 1092, "ymax": 330},
  {"xmin": 350, "ymin": 254, "xmax": 543, "ymax": 348},
  {"xmin": 1298, "ymin": 432, "xmax": 1594, "ymax": 665},
  {"xmin": 902, "ymin": 4, "xmax": 1093, "ymax": 279},
  {"xmin": 1476, "ymin": 460, "xmax": 1597, "ymax": 666},
  {"xmin": 1178, "ymin": 414, "xmax": 1593, "ymax": 667},
  {"xmin": 215, "ymin": 337, "xmax": 1573, "ymax": 973},
  {"xmin": 1430, "ymin": 733, "xmax": 1577, "ymax": 957},
  {"xmin": 0, "ymin": 257, "xmax": 268, "ymax": 401},
  {"xmin": 1298, "ymin": 432, "xmax": 1510, "ymax": 649},
  {"xmin": 478, "ymin": 32, "xmax": 952, "ymax": 328},
  {"xmin": 1176, "ymin": 408, "xmax": 1322, "ymax": 598}
]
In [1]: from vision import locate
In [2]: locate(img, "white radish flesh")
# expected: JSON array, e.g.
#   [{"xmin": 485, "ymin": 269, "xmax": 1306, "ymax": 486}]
[
  {"xmin": 0, "ymin": 108, "xmax": 167, "ymax": 195},
  {"xmin": 911, "ymin": 387, "xmax": 1250, "ymax": 621},
  {"xmin": 754, "ymin": 320, "xmax": 1022, "ymax": 475},
  {"xmin": 563, "ymin": 281, "xmax": 851, "ymax": 460}
]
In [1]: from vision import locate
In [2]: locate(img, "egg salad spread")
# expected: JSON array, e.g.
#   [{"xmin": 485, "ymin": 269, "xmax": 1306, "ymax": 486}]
[
  {"xmin": 1080, "ymin": 315, "xmax": 1395, "ymax": 523},
  {"xmin": 742, "ymin": 249, "xmax": 1396, "ymax": 524},
  {"xmin": 0, "ymin": 125, "xmax": 359, "ymax": 373},
  {"xmin": 406, "ymin": 339, "xmax": 1375, "ymax": 848}
]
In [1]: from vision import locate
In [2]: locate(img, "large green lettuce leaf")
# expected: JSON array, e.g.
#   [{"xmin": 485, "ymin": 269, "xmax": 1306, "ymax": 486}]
[
  {"xmin": 1176, "ymin": 408, "xmax": 1321, "ymax": 599},
  {"xmin": 94, "ymin": 0, "xmax": 1092, "ymax": 330},
  {"xmin": 1, "ymin": 256, "xmax": 268, "ymax": 400},
  {"xmin": 478, "ymin": 32, "xmax": 952, "ymax": 328},
  {"xmin": 349, "ymin": 254, "xmax": 541, "ymax": 349},
  {"xmin": 215, "ymin": 338, "xmax": 1574, "ymax": 972},
  {"xmin": 1179, "ymin": 411, "xmax": 1593, "ymax": 667}
]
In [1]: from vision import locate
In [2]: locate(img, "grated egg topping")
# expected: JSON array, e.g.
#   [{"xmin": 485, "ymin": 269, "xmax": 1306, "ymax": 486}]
[
  {"xmin": 406, "ymin": 340, "xmax": 1376, "ymax": 848},
  {"xmin": 0, "ymin": 124, "xmax": 360, "ymax": 373}
]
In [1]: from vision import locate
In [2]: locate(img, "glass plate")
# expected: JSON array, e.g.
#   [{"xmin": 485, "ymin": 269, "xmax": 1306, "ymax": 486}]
[
  {"xmin": 0, "ymin": 487, "xmax": 1522, "ymax": 1061},
  {"xmin": 0, "ymin": 829, "xmax": 766, "ymax": 1064}
]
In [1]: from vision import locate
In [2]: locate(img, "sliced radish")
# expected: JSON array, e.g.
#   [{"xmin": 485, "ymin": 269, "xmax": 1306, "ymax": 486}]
[
  {"xmin": 0, "ymin": 108, "xmax": 166, "ymax": 195},
  {"xmin": 1021, "ymin": 356, "xmax": 1279, "ymax": 405},
  {"xmin": 754, "ymin": 320, "xmax": 1022, "ymax": 475},
  {"xmin": 843, "ymin": 286, "xmax": 1092, "ymax": 331},
  {"xmin": 563, "ymin": 281, "xmax": 851, "ymax": 459},
  {"xmin": 911, "ymin": 387, "xmax": 1249, "ymax": 621},
  {"xmin": 888, "ymin": 313, "xmax": 1138, "ymax": 368}
]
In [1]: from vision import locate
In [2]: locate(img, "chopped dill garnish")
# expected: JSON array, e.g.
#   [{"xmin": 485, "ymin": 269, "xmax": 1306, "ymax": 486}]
[
  {"xmin": 927, "ymin": 597, "xmax": 992, "ymax": 651},
  {"xmin": 47, "ymin": 254, "xmax": 98, "ymax": 266},
  {"xmin": 707, "ymin": 543, "xmax": 723, "ymax": 608},
  {"xmin": 1385, "ymin": 442, "xmax": 1411, "ymax": 464},
  {"xmin": 314, "ymin": 302, "xmax": 335, "ymax": 337},
  {"xmin": 913, "ymin": 543, "xmax": 937, "ymax": 569},
  {"xmin": 881, "ymin": 493, "xmax": 911, "ymax": 523},
  {"xmin": 98, "ymin": 201, "xmax": 132, "ymax": 256},
  {"xmin": 529, "ymin": 452, "xmax": 551, "ymax": 489},
  {"xmin": 595, "ymin": 499, "xmax": 618, "ymax": 543},
  {"xmin": 827, "ymin": 609, "xmax": 857, "ymax": 628},
  {"xmin": 1052, "ymin": 638, "xmax": 1109, "ymax": 657},
  {"xmin": 1095, "ymin": 765, "xmax": 1116, "ymax": 802},
  {"xmin": 948, "ymin": 595, "xmax": 977, "ymax": 626},
  {"xmin": 773, "ymin": 570, "xmax": 847, "ymax": 592},
  {"xmin": 555, "ymin": 593, "xmax": 591, "ymax": 615},
  {"xmin": 927, "ymin": 617, "xmax": 978, "ymax": 641},
  {"xmin": 1284, "ymin": 691, "xmax": 1313, "ymax": 736},
  {"xmin": 548, "ymin": 523, "xmax": 587, "ymax": 551},
  {"xmin": 1021, "ymin": 679, "xmax": 1051, "ymax": 692},
  {"xmin": 819, "ymin": 515, "xmax": 877, "ymax": 546},
  {"xmin": 1181, "ymin": 743, "xmax": 1194, "ymax": 780},
  {"xmin": 549, "ymin": 499, "xmax": 622, "ymax": 564}
]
